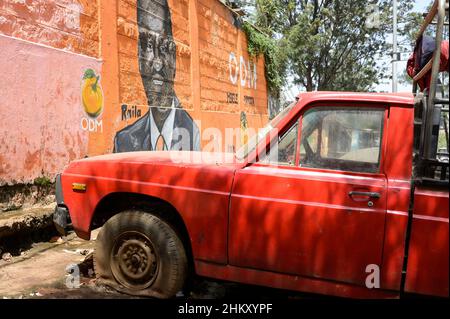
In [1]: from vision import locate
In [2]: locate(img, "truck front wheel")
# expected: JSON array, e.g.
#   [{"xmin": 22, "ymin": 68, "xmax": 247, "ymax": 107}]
[{"xmin": 94, "ymin": 210, "xmax": 188, "ymax": 298}]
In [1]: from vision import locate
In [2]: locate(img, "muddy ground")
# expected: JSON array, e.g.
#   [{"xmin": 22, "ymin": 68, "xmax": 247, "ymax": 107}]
[{"xmin": 0, "ymin": 228, "xmax": 322, "ymax": 299}]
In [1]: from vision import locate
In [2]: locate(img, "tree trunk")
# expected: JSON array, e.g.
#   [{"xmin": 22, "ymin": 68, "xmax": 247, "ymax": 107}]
[{"xmin": 306, "ymin": 65, "xmax": 313, "ymax": 91}]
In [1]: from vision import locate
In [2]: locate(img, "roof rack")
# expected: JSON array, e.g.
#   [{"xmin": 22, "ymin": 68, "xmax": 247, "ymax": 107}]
[{"xmin": 412, "ymin": 0, "xmax": 449, "ymax": 187}]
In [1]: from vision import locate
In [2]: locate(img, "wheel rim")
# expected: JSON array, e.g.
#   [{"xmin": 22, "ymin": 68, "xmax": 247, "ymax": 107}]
[{"xmin": 110, "ymin": 231, "xmax": 159, "ymax": 290}]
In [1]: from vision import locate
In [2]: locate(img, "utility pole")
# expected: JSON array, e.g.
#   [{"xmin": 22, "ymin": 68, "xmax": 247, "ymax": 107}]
[{"xmin": 392, "ymin": 0, "xmax": 398, "ymax": 93}]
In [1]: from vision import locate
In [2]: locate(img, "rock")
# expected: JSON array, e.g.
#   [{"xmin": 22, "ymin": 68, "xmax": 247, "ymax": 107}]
[
  {"xmin": 10, "ymin": 193, "xmax": 25, "ymax": 210},
  {"xmin": 2, "ymin": 252, "xmax": 12, "ymax": 262},
  {"xmin": 44, "ymin": 195, "xmax": 56, "ymax": 205}
]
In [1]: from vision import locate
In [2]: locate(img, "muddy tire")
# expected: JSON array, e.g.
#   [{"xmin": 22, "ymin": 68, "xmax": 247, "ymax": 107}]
[{"xmin": 94, "ymin": 210, "xmax": 188, "ymax": 298}]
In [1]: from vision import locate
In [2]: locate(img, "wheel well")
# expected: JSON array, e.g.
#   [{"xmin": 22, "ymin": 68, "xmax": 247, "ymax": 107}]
[{"xmin": 91, "ymin": 192, "xmax": 195, "ymax": 275}]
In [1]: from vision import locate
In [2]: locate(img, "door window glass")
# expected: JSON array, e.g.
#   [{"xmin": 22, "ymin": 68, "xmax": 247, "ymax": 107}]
[
  {"xmin": 260, "ymin": 122, "xmax": 299, "ymax": 166},
  {"xmin": 299, "ymin": 108, "xmax": 384, "ymax": 173}
]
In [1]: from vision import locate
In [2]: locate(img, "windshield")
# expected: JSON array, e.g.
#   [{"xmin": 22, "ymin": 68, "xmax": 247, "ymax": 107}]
[{"xmin": 236, "ymin": 102, "xmax": 296, "ymax": 160}]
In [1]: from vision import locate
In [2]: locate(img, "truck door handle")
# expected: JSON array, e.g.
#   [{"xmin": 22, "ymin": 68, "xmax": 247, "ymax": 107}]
[{"xmin": 348, "ymin": 191, "xmax": 381, "ymax": 199}]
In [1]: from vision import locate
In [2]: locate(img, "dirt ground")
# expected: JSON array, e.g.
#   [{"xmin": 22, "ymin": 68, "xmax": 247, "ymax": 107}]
[{"xmin": 0, "ymin": 229, "xmax": 318, "ymax": 299}]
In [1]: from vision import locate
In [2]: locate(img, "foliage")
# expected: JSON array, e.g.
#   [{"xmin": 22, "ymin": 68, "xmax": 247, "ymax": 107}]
[
  {"xmin": 243, "ymin": 0, "xmax": 420, "ymax": 92},
  {"xmin": 33, "ymin": 176, "xmax": 52, "ymax": 186},
  {"xmin": 242, "ymin": 21, "xmax": 287, "ymax": 95}
]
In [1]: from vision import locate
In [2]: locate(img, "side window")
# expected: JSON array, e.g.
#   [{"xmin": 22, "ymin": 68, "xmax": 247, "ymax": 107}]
[
  {"xmin": 299, "ymin": 108, "xmax": 384, "ymax": 173},
  {"xmin": 260, "ymin": 122, "xmax": 298, "ymax": 166}
]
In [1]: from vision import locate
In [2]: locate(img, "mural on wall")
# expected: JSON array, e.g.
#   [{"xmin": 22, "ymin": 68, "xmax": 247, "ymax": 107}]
[
  {"xmin": 81, "ymin": 69, "xmax": 104, "ymax": 133},
  {"xmin": 240, "ymin": 111, "xmax": 248, "ymax": 145},
  {"xmin": 113, "ymin": 0, "xmax": 200, "ymax": 152},
  {"xmin": 0, "ymin": 0, "xmax": 269, "ymax": 185}
]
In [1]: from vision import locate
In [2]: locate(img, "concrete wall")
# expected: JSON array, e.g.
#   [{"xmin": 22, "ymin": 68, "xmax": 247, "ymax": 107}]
[
  {"xmin": 0, "ymin": 0, "xmax": 102, "ymax": 185},
  {"xmin": 0, "ymin": 0, "xmax": 268, "ymax": 185}
]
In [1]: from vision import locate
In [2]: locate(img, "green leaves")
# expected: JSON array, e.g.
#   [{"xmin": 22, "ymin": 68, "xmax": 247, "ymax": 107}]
[
  {"xmin": 245, "ymin": 0, "xmax": 418, "ymax": 92},
  {"xmin": 242, "ymin": 21, "xmax": 287, "ymax": 94},
  {"xmin": 83, "ymin": 68, "xmax": 96, "ymax": 80},
  {"xmin": 91, "ymin": 75, "xmax": 100, "ymax": 92}
]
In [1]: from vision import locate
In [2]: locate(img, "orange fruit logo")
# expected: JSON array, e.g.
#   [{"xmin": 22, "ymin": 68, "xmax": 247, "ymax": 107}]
[
  {"xmin": 240, "ymin": 111, "xmax": 249, "ymax": 145},
  {"xmin": 82, "ymin": 69, "xmax": 103, "ymax": 118}
]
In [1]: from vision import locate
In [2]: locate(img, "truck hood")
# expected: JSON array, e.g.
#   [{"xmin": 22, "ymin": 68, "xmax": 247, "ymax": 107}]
[
  {"xmin": 62, "ymin": 151, "xmax": 244, "ymax": 188},
  {"xmin": 60, "ymin": 151, "xmax": 243, "ymax": 240},
  {"xmin": 71, "ymin": 151, "xmax": 242, "ymax": 167}
]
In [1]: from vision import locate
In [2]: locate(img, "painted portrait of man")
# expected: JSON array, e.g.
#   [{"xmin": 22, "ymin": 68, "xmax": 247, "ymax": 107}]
[{"xmin": 113, "ymin": 0, "xmax": 200, "ymax": 152}]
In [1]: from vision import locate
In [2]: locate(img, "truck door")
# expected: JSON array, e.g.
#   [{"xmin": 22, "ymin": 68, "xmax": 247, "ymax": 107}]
[{"xmin": 229, "ymin": 104, "xmax": 388, "ymax": 286}]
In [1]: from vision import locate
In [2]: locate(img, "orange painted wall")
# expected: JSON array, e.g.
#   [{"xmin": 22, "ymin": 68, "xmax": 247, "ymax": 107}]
[
  {"xmin": 96, "ymin": 0, "xmax": 268, "ymax": 155},
  {"xmin": 0, "ymin": 0, "xmax": 269, "ymax": 185}
]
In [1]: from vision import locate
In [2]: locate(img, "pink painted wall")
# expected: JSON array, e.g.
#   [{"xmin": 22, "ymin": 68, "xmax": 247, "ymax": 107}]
[{"xmin": 0, "ymin": 34, "xmax": 102, "ymax": 185}]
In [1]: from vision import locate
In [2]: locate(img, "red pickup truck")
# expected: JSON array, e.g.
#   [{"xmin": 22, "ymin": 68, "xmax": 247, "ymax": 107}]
[
  {"xmin": 53, "ymin": 0, "xmax": 449, "ymax": 299},
  {"xmin": 53, "ymin": 90, "xmax": 449, "ymax": 299}
]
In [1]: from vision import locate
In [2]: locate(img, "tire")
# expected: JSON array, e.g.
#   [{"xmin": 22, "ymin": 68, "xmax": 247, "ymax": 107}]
[{"xmin": 94, "ymin": 210, "xmax": 188, "ymax": 298}]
